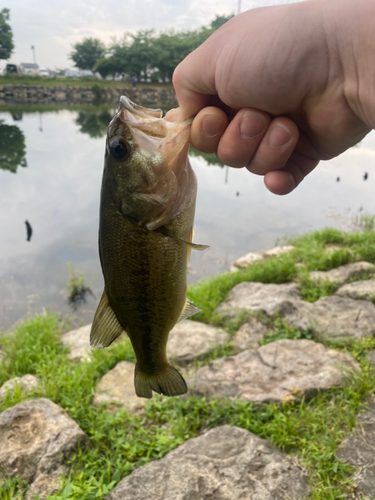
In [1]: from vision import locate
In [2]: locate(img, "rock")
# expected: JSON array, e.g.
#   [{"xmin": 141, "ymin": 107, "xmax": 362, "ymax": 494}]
[
  {"xmin": 232, "ymin": 317, "xmax": 269, "ymax": 353},
  {"xmin": 167, "ymin": 320, "xmax": 229, "ymax": 364},
  {"xmin": 335, "ymin": 279, "xmax": 375, "ymax": 300},
  {"xmin": 0, "ymin": 398, "xmax": 89, "ymax": 500},
  {"xmin": 231, "ymin": 245, "xmax": 294, "ymax": 271},
  {"xmin": 231, "ymin": 252, "xmax": 264, "ymax": 270},
  {"xmin": 93, "ymin": 361, "xmax": 145, "ymax": 412},
  {"xmin": 0, "ymin": 374, "xmax": 43, "ymax": 400},
  {"xmin": 61, "ymin": 324, "xmax": 92, "ymax": 361},
  {"xmin": 283, "ymin": 296, "xmax": 375, "ymax": 341},
  {"xmin": 216, "ymin": 282, "xmax": 301, "ymax": 321},
  {"xmin": 336, "ymin": 395, "xmax": 375, "ymax": 497},
  {"xmin": 309, "ymin": 261, "xmax": 375, "ymax": 284},
  {"xmin": 105, "ymin": 425, "xmax": 310, "ymax": 500},
  {"xmin": 192, "ymin": 339, "xmax": 359, "ymax": 403}
]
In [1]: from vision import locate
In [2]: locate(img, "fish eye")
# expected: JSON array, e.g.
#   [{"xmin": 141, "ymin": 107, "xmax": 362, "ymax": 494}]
[{"xmin": 109, "ymin": 138, "xmax": 128, "ymax": 160}]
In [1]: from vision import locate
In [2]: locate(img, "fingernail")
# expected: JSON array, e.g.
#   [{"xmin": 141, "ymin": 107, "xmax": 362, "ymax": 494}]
[
  {"xmin": 240, "ymin": 113, "xmax": 266, "ymax": 139},
  {"xmin": 268, "ymin": 125, "xmax": 291, "ymax": 148},
  {"xmin": 201, "ymin": 115, "xmax": 223, "ymax": 138}
]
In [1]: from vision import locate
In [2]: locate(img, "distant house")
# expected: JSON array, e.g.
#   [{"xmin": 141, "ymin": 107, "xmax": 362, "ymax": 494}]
[{"xmin": 19, "ymin": 63, "xmax": 39, "ymax": 75}]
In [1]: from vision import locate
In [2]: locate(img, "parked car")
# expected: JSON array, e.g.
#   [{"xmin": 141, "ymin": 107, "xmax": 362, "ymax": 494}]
[
  {"xmin": 38, "ymin": 67, "xmax": 50, "ymax": 77},
  {"xmin": 64, "ymin": 68, "xmax": 80, "ymax": 78},
  {"xmin": 5, "ymin": 63, "xmax": 18, "ymax": 74},
  {"xmin": 19, "ymin": 63, "xmax": 39, "ymax": 75}
]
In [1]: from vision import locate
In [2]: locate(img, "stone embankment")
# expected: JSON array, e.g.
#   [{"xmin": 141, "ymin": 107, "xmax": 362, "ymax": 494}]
[
  {"xmin": 0, "ymin": 84, "xmax": 177, "ymax": 107},
  {"xmin": 2, "ymin": 245, "xmax": 375, "ymax": 498}
]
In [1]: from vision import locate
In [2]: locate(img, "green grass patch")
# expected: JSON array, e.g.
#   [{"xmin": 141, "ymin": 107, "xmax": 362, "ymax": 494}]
[
  {"xmin": 187, "ymin": 253, "xmax": 297, "ymax": 324},
  {"xmin": 0, "ymin": 74, "xmax": 173, "ymax": 90}
]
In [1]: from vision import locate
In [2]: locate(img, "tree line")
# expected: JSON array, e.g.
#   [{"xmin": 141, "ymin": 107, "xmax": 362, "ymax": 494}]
[{"xmin": 70, "ymin": 15, "xmax": 233, "ymax": 81}]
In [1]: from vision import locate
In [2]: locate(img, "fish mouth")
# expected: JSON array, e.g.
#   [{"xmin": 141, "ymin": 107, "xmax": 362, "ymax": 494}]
[
  {"xmin": 119, "ymin": 95, "xmax": 163, "ymax": 119},
  {"xmin": 118, "ymin": 95, "xmax": 193, "ymax": 160}
]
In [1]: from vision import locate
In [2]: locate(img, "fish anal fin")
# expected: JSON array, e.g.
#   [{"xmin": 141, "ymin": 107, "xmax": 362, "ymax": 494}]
[
  {"xmin": 178, "ymin": 298, "xmax": 201, "ymax": 322},
  {"xmin": 90, "ymin": 290, "xmax": 124, "ymax": 348},
  {"xmin": 134, "ymin": 364, "xmax": 187, "ymax": 399}
]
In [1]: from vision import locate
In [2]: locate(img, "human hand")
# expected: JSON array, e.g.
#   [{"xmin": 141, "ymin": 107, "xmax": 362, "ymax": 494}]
[{"xmin": 171, "ymin": 0, "xmax": 372, "ymax": 194}]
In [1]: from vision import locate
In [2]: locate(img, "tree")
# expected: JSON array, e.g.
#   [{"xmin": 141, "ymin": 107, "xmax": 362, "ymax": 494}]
[
  {"xmin": 0, "ymin": 8, "xmax": 14, "ymax": 60},
  {"xmin": 0, "ymin": 121, "xmax": 27, "ymax": 173},
  {"xmin": 210, "ymin": 14, "xmax": 234, "ymax": 30},
  {"xmin": 70, "ymin": 38, "xmax": 106, "ymax": 70}
]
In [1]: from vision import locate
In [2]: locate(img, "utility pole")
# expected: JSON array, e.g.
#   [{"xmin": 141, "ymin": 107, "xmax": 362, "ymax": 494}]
[
  {"xmin": 238, "ymin": 0, "xmax": 242, "ymax": 14},
  {"xmin": 31, "ymin": 45, "xmax": 36, "ymax": 64}
]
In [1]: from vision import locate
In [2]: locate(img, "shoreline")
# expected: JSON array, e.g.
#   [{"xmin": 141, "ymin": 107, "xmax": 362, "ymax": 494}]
[{"xmin": 0, "ymin": 83, "xmax": 177, "ymax": 107}]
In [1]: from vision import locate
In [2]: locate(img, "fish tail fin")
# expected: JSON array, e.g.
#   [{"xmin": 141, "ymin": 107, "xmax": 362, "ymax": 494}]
[{"xmin": 134, "ymin": 364, "xmax": 187, "ymax": 399}]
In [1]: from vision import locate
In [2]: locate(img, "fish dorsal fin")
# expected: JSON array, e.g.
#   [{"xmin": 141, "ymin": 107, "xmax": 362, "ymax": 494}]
[
  {"xmin": 159, "ymin": 226, "xmax": 209, "ymax": 251},
  {"xmin": 178, "ymin": 298, "xmax": 201, "ymax": 322},
  {"xmin": 90, "ymin": 290, "xmax": 124, "ymax": 348}
]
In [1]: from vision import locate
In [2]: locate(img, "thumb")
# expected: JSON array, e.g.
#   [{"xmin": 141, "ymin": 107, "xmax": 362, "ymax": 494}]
[{"xmin": 172, "ymin": 47, "xmax": 218, "ymax": 121}]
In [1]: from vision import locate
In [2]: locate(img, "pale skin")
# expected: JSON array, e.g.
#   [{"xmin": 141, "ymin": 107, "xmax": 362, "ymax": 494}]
[{"xmin": 168, "ymin": 0, "xmax": 375, "ymax": 195}]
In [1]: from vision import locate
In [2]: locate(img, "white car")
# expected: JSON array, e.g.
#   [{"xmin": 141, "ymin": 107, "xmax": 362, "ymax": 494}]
[{"xmin": 38, "ymin": 67, "xmax": 50, "ymax": 77}]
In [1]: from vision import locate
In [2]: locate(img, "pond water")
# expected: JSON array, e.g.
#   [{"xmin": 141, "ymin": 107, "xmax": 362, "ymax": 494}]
[{"xmin": 1, "ymin": 105, "xmax": 375, "ymax": 331}]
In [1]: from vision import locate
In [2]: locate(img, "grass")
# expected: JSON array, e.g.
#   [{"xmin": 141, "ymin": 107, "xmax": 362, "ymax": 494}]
[
  {"xmin": 0, "ymin": 74, "xmax": 173, "ymax": 90},
  {"xmin": 2, "ymin": 226, "xmax": 375, "ymax": 499}
]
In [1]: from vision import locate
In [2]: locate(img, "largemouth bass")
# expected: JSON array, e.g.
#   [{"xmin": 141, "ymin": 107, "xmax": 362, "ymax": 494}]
[{"xmin": 90, "ymin": 96, "xmax": 207, "ymax": 399}]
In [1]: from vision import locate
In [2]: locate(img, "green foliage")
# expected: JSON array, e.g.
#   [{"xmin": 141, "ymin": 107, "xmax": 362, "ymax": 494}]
[
  {"xmin": 75, "ymin": 110, "xmax": 112, "ymax": 138},
  {"xmin": 0, "ymin": 120, "xmax": 27, "ymax": 173},
  {"xmin": 94, "ymin": 14, "xmax": 234, "ymax": 81},
  {"xmin": 261, "ymin": 317, "xmax": 313, "ymax": 345},
  {"xmin": 66, "ymin": 263, "xmax": 94, "ymax": 311},
  {"xmin": 70, "ymin": 38, "xmax": 106, "ymax": 70},
  {"xmin": 0, "ymin": 8, "xmax": 14, "ymax": 60},
  {"xmin": 298, "ymin": 273, "xmax": 338, "ymax": 302}
]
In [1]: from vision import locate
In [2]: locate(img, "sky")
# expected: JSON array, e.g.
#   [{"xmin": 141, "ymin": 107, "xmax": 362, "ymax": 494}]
[{"xmin": 3, "ymin": 0, "xmax": 296, "ymax": 71}]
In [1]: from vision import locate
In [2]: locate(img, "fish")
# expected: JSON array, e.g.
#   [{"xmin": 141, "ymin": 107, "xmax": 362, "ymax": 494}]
[{"xmin": 90, "ymin": 96, "xmax": 208, "ymax": 399}]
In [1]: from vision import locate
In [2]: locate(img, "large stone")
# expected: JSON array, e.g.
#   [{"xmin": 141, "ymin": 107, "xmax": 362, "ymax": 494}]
[
  {"xmin": 93, "ymin": 361, "xmax": 145, "ymax": 412},
  {"xmin": 105, "ymin": 425, "xmax": 310, "ymax": 500},
  {"xmin": 283, "ymin": 296, "xmax": 375, "ymax": 341},
  {"xmin": 0, "ymin": 398, "xmax": 89, "ymax": 499},
  {"xmin": 167, "ymin": 320, "xmax": 229, "ymax": 364},
  {"xmin": 192, "ymin": 339, "xmax": 359, "ymax": 403},
  {"xmin": 309, "ymin": 261, "xmax": 375, "ymax": 284},
  {"xmin": 335, "ymin": 279, "xmax": 375, "ymax": 300},
  {"xmin": 230, "ymin": 245, "xmax": 294, "ymax": 272},
  {"xmin": 232, "ymin": 317, "xmax": 269, "ymax": 353},
  {"xmin": 216, "ymin": 282, "xmax": 301, "ymax": 321},
  {"xmin": 336, "ymin": 395, "xmax": 375, "ymax": 497},
  {"xmin": 0, "ymin": 374, "xmax": 43, "ymax": 400},
  {"xmin": 61, "ymin": 324, "xmax": 92, "ymax": 361}
]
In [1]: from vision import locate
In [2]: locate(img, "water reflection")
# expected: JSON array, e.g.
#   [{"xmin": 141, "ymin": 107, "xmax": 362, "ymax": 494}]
[
  {"xmin": 189, "ymin": 146, "xmax": 224, "ymax": 167},
  {"xmin": 1, "ymin": 106, "xmax": 375, "ymax": 332},
  {"xmin": 0, "ymin": 121, "xmax": 27, "ymax": 173},
  {"xmin": 75, "ymin": 110, "xmax": 113, "ymax": 138}
]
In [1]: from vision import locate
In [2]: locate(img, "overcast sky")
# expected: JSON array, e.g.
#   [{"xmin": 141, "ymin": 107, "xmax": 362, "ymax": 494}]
[{"xmin": 4, "ymin": 0, "xmax": 296, "ymax": 70}]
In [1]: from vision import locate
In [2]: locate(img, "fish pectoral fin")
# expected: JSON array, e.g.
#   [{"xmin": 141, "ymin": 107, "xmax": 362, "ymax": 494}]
[
  {"xmin": 159, "ymin": 227, "xmax": 209, "ymax": 251},
  {"xmin": 134, "ymin": 364, "xmax": 187, "ymax": 399},
  {"xmin": 90, "ymin": 290, "xmax": 124, "ymax": 348},
  {"xmin": 177, "ymin": 298, "xmax": 201, "ymax": 322}
]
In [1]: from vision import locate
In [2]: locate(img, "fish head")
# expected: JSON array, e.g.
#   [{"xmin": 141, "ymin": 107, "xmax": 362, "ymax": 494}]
[{"xmin": 103, "ymin": 96, "xmax": 194, "ymax": 230}]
